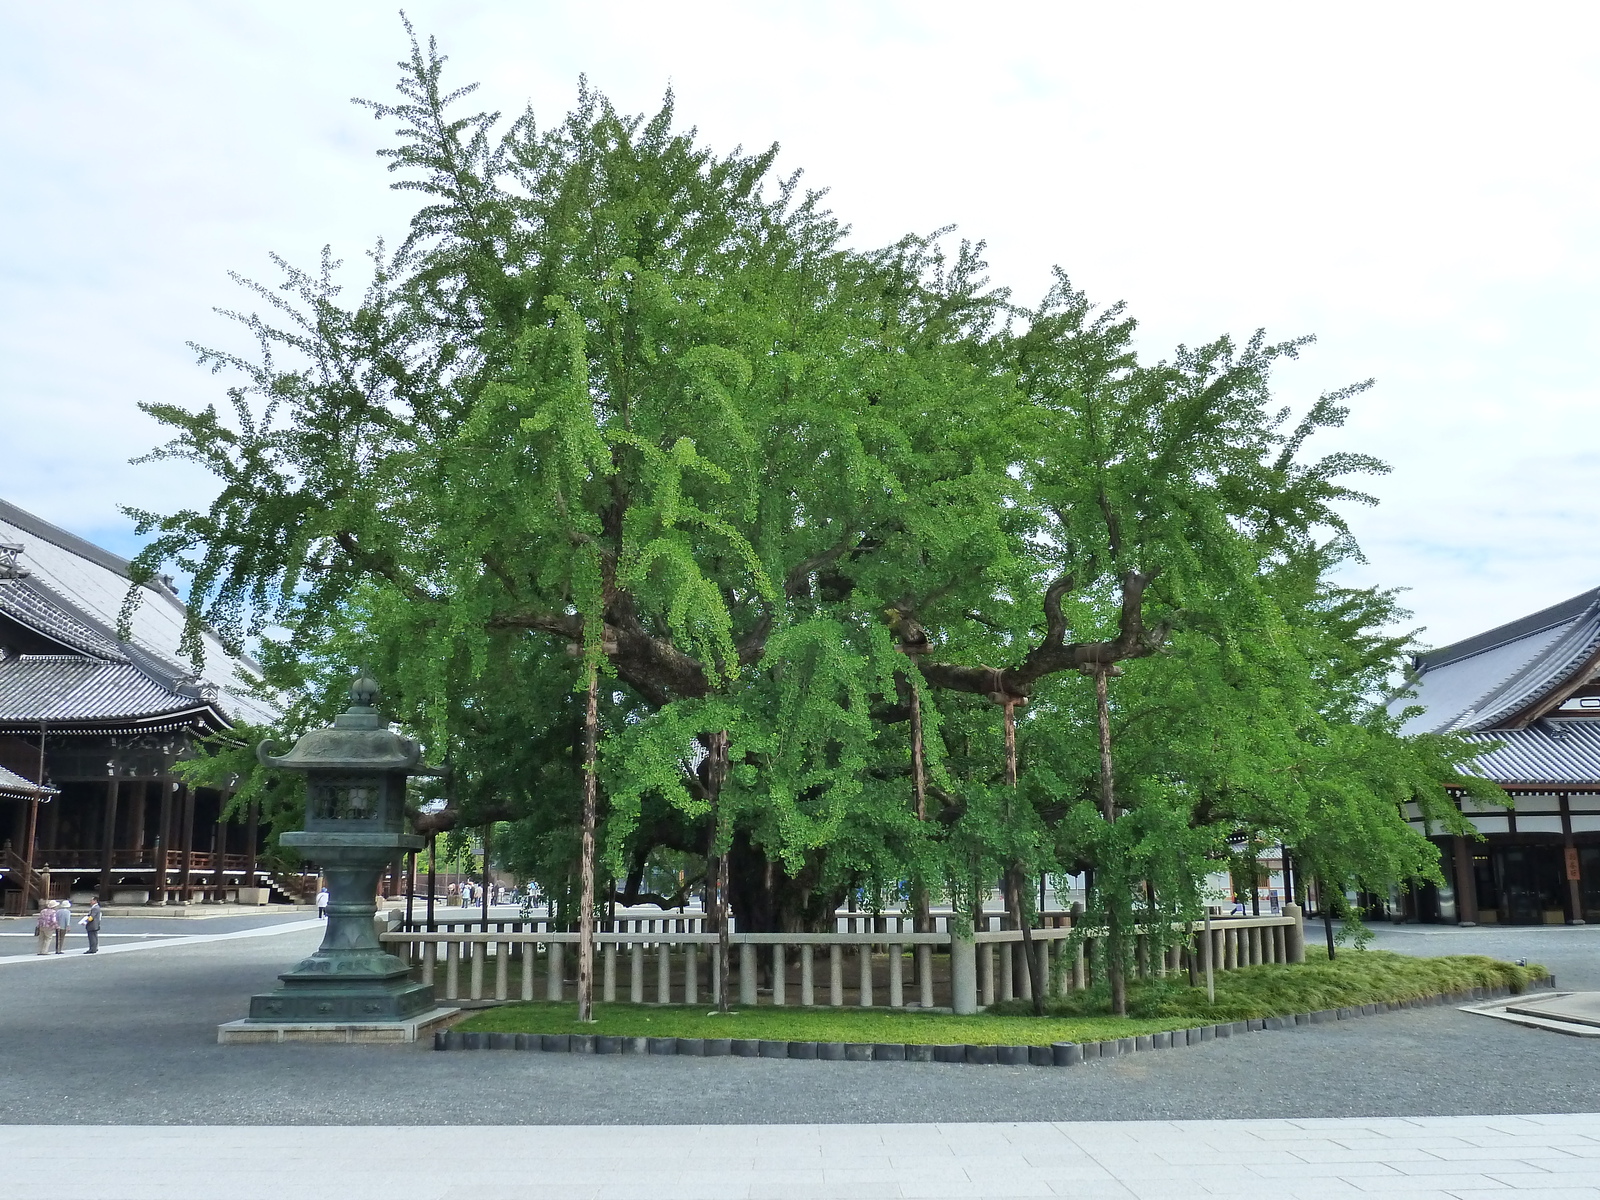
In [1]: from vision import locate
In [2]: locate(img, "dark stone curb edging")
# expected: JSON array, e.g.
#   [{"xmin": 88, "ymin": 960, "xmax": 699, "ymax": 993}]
[{"xmin": 434, "ymin": 979, "xmax": 1552, "ymax": 1066}]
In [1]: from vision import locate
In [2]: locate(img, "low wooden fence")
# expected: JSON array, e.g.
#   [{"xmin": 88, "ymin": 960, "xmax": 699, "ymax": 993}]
[{"xmin": 379, "ymin": 906, "xmax": 1305, "ymax": 1015}]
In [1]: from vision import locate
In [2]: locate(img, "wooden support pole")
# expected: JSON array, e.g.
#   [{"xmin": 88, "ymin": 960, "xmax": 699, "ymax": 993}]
[
  {"xmin": 245, "ymin": 799, "xmax": 259, "ymax": 886},
  {"xmin": 153, "ymin": 778, "xmax": 175, "ymax": 905},
  {"xmin": 1452, "ymin": 835, "xmax": 1479, "ymax": 926},
  {"xmin": 178, "ymin": 785, "xmax": 194, "ymax": 903},
  {"xmin": 128, "ymin": 780, "xmax": 147, "ymax": 867},
  {"xmin": 98, "ymin": 776, "xmax": 120, "ymax": 903}
]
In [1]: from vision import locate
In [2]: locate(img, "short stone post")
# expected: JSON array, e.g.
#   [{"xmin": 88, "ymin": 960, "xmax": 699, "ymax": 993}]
[
  {"xmin": 857, "ymin": 942, "xmax": 874, "ymax": 1007},
  {"xmin": 631, "ymin": 942, "xmax": 646, "ymax": 1003},
  {"xmin": 772, "ymin": 944, "xmax": 786, "ymax": 1006},
  {"xmin": 603, "ymin": 941, "xmax": 617, "ymax": 1001},
  {"xmin": 829, "ymin": 945, "xmax": 844, "ymax": 1006},
  {"xmin": 684, "ymin": 943, "xmax": 698, "ymax": 1005},
  {"xmin": 917, "ymin": 944, "xmax": 934, "ymax": 1008},
  {"xmin": 949, "ymin": 927, "xmax": 978, "ymax": 1015},
  {"xmin": 1284, "ymin": 902, "xmax": 1305, "ymax": 963},
  {"xmin": 888, "ymin": 942, "xmax": 903, "ymax": 1007},
  {"xmin": 740, "ymin": 942, "xmax": 759, "ymax": 1006},
  {"xmin": 800, "ymin": 943, "xmax": 815, "ymax": 1006},
  {"xmin": 657, "ymin": 942, "xmax": 672, "ymax": 1004},
  {"xmin": 546, "ymin": 941, "xmax": 564, "ymax": 1001}
]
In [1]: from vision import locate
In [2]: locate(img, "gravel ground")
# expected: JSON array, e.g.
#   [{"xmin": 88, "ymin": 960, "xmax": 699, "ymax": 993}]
[{"xmin": 1, "ymin": 921, "xmax": 1597, "ymax": 1125}]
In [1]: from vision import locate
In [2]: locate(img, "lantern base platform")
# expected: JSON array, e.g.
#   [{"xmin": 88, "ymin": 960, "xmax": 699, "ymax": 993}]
[
  {"xmin": 245, "ymin": 975, "xmax": 438, "ymax": 1024},
  {"xmin": 218, "ymin": 1006, "xmax": 460, "ymax": 1045}
]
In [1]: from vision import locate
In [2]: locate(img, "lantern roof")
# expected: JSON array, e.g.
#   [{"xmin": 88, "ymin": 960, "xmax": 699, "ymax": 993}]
[{"xmin": 257, "ymin": 674, "xmax": 436, "ymax": 774}]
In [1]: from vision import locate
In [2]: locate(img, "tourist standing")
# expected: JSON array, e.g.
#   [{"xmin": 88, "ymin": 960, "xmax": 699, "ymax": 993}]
[
  {"xmin": 53, "ymin": 899, "xmax": 71, "ymax": 954},
  {"xmin": 33, "ymin": 902, "xmax": 56, "ymax": 955},
  {"xmin": 83, "ymin": 898, "xmax": 101, "ymax": 953},
  {"xmin": 316, "ymin": 886, "xmax": 329, "ymax": 918}
]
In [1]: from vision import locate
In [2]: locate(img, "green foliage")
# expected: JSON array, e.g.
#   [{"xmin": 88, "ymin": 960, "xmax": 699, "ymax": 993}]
[{"xmin": 129, "ymin": 24, "xmax": 1503, "ymax": 940}]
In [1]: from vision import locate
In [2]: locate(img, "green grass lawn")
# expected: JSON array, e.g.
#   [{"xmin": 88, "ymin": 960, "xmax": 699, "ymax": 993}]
[
  {"xmin": 455, "ymin": 948, "xmax": 1546, "ymax": 1045},
  {"xmin": 990, "ymin": 948, "xmax": 1547, "ymax": 1023}
]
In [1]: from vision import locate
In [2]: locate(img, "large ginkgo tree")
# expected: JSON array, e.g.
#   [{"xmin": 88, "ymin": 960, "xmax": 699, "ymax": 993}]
[{"xmin": 134, "ymin": 29, "xmax": 1494, "ymax": 1019}]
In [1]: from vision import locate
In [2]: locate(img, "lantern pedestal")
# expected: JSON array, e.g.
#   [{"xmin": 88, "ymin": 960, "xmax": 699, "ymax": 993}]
[{"xmin": 244, "ymin": 833, "xmax": 434, "ymax": 1024}]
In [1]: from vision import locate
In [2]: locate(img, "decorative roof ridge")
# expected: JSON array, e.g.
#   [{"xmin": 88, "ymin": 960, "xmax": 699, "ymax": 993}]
[
  {"xmin": 1463, "ymin": 610, "xmax": 1600, "ymax": 732},
  {"xmin": 0, "ymin": 497, "xmax": 268, "ymax": 682},
  {"xmin": 1417, "ymin": 586, "xmax": 1600, "ymax": 672},
  {"xmin": 0, "ymin": 576, "xmax": 130, "ymax": 662}
]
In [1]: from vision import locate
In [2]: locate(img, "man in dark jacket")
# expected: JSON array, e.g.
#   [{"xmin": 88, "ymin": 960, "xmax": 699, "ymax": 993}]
[{"xmin": 84, "ymin": 898, "xmax": 102, "ymax": 954}]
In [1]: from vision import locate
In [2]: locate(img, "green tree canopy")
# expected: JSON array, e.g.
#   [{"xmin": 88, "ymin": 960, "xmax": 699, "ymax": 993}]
[{"xmin": 135, "ymin": 30, "xmax": 1495, "ymax": 956}]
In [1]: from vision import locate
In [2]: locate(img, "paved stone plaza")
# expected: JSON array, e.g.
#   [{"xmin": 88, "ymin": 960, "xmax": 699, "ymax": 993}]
[
  {"xmin": 0, "ymin": 914, "xmax": 1597, "ymax": 1125},
  {"xmin": 3, "ymin": 915, "xmax": 1600, "ymax": 1194},
  {"xmin": 3, "ymin": 1117, "xmax": 1599, "ymax": 1198}
]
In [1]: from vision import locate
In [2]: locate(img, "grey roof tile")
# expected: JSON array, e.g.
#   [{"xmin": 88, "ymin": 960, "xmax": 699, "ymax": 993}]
[
  {"xmin": 0, "ymin": 762, "xmax": 53, "ymax": 797},
  {"xmin": 0, "ymin": 655, "xmax": 209, "ymax": 725},
  {"xmin": 1389, "ymin": 587, "xmax": 1600, "ymax": 734},
  {"xmin": 0, "ymin": 579, "xmax": 128, "ymax": 661},
  {"xmin": 1461, "ymin": 720, "xmax": 1600, "ymax": 785}
]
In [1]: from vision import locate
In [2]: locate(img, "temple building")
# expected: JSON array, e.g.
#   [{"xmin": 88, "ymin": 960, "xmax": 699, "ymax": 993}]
[
  {"xmin": 1392, "ymin": 586, "xmax": 1600, "ymax": 925},
  {"xmin": 0, "ymin": 498, "xmax": 282, "ymax": 912}
]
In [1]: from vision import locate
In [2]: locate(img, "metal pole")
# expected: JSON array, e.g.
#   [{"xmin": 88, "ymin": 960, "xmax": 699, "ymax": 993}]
[
  {"xmin": 405, "ymin": 849, "xmax": 416, "ymax": 929},
  {"xmin": 21, "ymin": 720, "xmax": 44, "ymax": 908},
  {"xmin": 426, "ymin": 832, "xmax": 436, "ymax": 931},
  {"xmin": 481, "ymin": 823, "xmax": 492, "ymax": 924}
]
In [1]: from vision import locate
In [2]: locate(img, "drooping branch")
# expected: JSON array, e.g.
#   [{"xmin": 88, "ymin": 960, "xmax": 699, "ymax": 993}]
[{"xmin": 912, "ymin": 568, "xmax": 1169, "ymax": 703}]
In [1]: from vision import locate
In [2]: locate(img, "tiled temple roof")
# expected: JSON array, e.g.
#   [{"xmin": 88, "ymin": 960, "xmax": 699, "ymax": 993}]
[{"xmin": 0, "ymin": 499, "xmax": 278, "ymax": 729}]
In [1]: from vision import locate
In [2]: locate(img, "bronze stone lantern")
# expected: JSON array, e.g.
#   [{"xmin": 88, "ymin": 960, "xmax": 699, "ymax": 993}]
[{"xmin": 243, "ymin": 673, "xmax": 438, "ymax": 1024}]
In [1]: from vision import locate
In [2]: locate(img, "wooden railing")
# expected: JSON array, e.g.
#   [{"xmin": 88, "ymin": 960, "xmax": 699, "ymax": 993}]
[
  {"xmin": 380, "ymin": 908, "xmax": 1305, "ymax": 1012},
  {"xmin": 17, "ymin": 849, "xmax": 257, "ymax": 871}
]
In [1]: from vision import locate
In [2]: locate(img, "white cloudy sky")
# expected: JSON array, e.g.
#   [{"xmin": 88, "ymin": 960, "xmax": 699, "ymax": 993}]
[{"xmin": 2, "ymin": 2, "xmax": 1596, "ymax": 649}]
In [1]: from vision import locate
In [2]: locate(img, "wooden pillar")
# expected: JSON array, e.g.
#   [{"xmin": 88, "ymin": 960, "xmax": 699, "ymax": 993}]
[
  {"xmin": 41, "ymin": 795, "xmax": 60, "ymax": 856},
  {"xmin": 98, "ymin": 776, "xmax": 120, "ymax": 902},
  {"xmin": 1452, "ymin": 834, "xmax": 1478, "ymax": 925},
  {"xmin": 245, "ymin": 799, "xmax": 259, "ymax": 885},
  {"xmin": 153, "ymin": 779, "xmax": 175, "ymax": 905},
  {"xmin": 179, "ymin": 784, "xmax": 195, "ymax": 903},
  {"xmin": 128, "ymin": 780, "xmax": 148, "ymax": 863},
  {"xmin": 211, "ymin": 816, "xmax": 226, "ymax": 902}
]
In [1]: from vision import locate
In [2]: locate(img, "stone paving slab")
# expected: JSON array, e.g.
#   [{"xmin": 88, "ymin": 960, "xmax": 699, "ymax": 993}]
[{"xmin": 3, "ymin": 1118, "xmax": 1599, "ymax": 1199}]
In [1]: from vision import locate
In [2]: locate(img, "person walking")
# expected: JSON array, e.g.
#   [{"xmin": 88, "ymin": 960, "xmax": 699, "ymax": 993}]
[
  {"xmin": 82, "ymin": 897, "xmax": 101, "ymax": 954},
  {"xmin": 53, "ymin": 899, "xmax": 71, "ymax": 954},
  {"xmin": 316, "ymin": 886, "xmax": 329, "ymax": 918},
  {"xmin": 33, "ymin": 902, "xmax": 56, "ymax": 955}
]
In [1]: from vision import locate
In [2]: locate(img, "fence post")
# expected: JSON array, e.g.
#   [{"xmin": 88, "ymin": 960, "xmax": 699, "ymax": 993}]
[
  {"xmin": 657, "ymin": 942, "xmax": 672, "ymax": 1005},
  {"xmin": 740, "ymin": 943, "xmax": 758, "ymax": 1007},
  {"xmin": 603, "ymin": 942, "xmax": 617, "ymax": 1002},
  {"xmin": 547, "ymin": 941, "xmax": 564, "ymax": 1001},
  {"xmin": 949, "ymin": 927, "xmax": 978, "ymax": 1015},
  {"xmin": 772, "ymin": 944, "xmax": 786, "ymax": 1006},
  {"xmin": 1284, "ymin": 902, "xmax": 1305, "ymax": 963},
  {"xmin": 800, "ymin": 943, "xmax": 814, "ymax": 1006}
]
